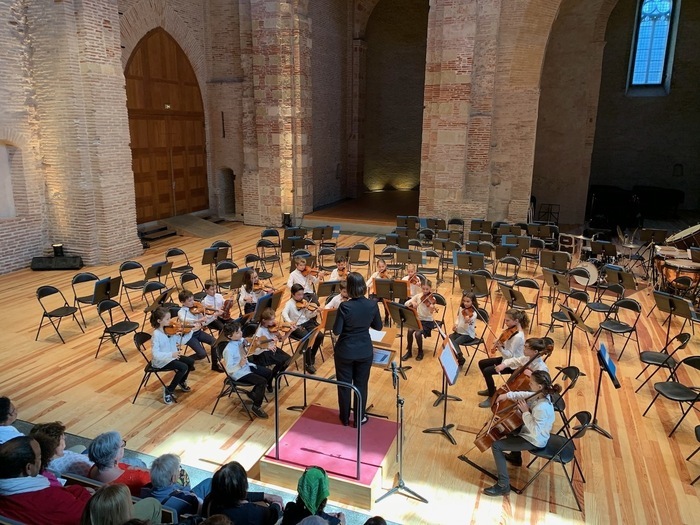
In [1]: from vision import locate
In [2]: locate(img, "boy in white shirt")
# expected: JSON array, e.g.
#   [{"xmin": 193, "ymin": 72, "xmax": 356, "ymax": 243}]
[{"xmin": 282, "ymin": 284, "xmax": 325, "ymax": 374}]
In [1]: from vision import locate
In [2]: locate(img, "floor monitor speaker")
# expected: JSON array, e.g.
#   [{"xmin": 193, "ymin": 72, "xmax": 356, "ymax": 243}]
[{"xmin": 31, "ymin": 256, "xmax": 84, "ymax": 271}]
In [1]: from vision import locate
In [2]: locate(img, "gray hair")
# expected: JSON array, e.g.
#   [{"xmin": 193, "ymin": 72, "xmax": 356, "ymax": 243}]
[
  {"xmin": 150, "ymin": 453, "xmax": 180, "ymax": 489},
  {"xmin": 87, "ymin": 431, "xmax": 122, "ymax": 470}
]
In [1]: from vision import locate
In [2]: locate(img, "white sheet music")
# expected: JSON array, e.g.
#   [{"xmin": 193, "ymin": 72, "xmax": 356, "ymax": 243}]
[{"xmin": 369, "ymin": 328, "xmax": 385, "ymax": 342}]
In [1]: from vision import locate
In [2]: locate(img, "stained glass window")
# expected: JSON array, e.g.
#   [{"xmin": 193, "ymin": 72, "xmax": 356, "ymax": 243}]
[{"xmin": 631, "ymin": 0, "xmax": 674, "ymax": 85}]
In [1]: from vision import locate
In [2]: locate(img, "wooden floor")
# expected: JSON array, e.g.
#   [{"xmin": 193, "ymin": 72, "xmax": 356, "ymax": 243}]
[
  {"xmin": 305, "ymin": 191, "xmax": 419, "ymax": 225},
  {"xmin": 3, "ymin": 222, "xmax": 699, "ymax": 525}
]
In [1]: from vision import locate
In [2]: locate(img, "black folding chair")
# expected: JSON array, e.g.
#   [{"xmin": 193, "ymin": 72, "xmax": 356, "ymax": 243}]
[
  {"xmin": 96, "ymin": 299, "xmax": 140, "ymax": 361},
  {"xmin": 71, "ymin": 272, "xmax": 99, "ymax": 327},
  {"xmin": 36, "ymin": 285, "xmax": 84, "ymax": 344},
  {"xmin": 211, "ymin": 343, "xmax": 255, "ymax": 420},
  {"xmin": 132, "ymin": 332, "xmax": 176, "ymax": 404}
]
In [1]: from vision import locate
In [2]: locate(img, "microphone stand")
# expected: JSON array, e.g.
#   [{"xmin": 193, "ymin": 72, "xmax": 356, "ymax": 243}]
[{"xmin": 375, "ymin": 361, "xmax": 428, "ymax": 504}]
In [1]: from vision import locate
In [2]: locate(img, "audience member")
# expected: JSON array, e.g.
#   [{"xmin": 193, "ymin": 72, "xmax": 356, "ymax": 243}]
[
  {"xmin": 29, "ymin": 421, "xmax": 93, "ymax": 477},
  {"xmin": 363, "ymin": 517, "xmax": 387, "ymax": 525},
  {"xmin": 140, "ymin": 453, "xmax": 212, "ymax": 516},
  {"xmin": 80, "ymin": 483, "xmax": 161, "ymax": 525},
  {"xmin": 0, "ymin": 396, "xmax": 24, "ymax": 444},
  {"xmin": 298, "ymin": 517, "xmax": 329, "ymax": 525},
  {"xmin": 282, "ymin": 466, "xmax": 345, "ymax": 525},
  {"xmin": 87, "ymin": 431, "xmax": 151, "ymax": 496},
  {"xmin": 29, "ymin": 431, "xmax": 64, "ymax": 487},
  {"xmin": 201, "ymin": 515, "xmax": 233, "ymax": 525},
  {"xmin": 0, "ymin": 436, "xmax": 91, "ymax": 524},
  {"xmin": 203, "ymin": 461, "xmax": 284, "ymax": 525}
]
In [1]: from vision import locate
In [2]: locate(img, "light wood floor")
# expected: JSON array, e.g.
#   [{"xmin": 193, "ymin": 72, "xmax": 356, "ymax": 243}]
[{"xmin": 2, "ymin": 222, "xmax": 699, "ymax": 525}]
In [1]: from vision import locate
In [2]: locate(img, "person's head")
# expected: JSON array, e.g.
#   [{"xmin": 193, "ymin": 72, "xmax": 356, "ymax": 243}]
[
  {"xmin": 364, "ymin": 517, "xmax": 388, "ymax": 525},
  {"xmin": 80, "ymin": 484, "xmax": 133, "ymax": 525},
  {"xmin": 261, "ymin": 308, "xmax": 276, "ymax": 326},
  {"xmin": 406, "ymin": 263, "xmax": 416, "ymax": 275},
  {"xmin": 243, "ymin": 269, "xmax": 257, "ymax": 290},
  {"xmin": 523, "ymin": 337, "xmax": 547, "ymax": 358},
  {"xmin": 335, "ymin": 256, "xmax": 347, "ymax": 270},
  {"xmin": 150, "ymin": 306, "xmax": 171, "ymax": 329},
  {"xmin": 204, "ymin": 279, "xmax": 217, "ymax": 295},
  {"xmin": 461, "ymin": 292, "xmax": 478, "ymax": 310},
  {"xmin": 338, "ymin": 281, "xmax": 349, "ymax": 299},
  {"xmin": 179, "ymin": 289, "xmax": 195, "ymax": 307},
  {"xmin": 0, "ymin": 397, "xmax": 17, "ymax": 426},
  {"xmin": 298, "ymin": 517, "xmax": 329, "ymax": 525},
  {"xmin": 346, "ymin": 273, "xmax": 367, "ymax": 299},
  {"xmin": 296, "ymin": 466, "xmax": 330, "ymax": 514},
  {"xmin": 29, "ymin": 421, "xmax": 67, "ymax": 465},
  {"xmin": 150, "ymin": 453, "xmax": 181, "ymax": 490},
  {"xmin": 376, "ymin": 259, "xmax": 387, "ymax": 272},
  {"xmin": 201, "ymin": 516, "xmax": 233, "ymax": 525},
  {"xmin": 209, "ymin": 461, "xmax": 249, "ymax": 506},
  {"xmin": 223, "ymin": 321, "xmax": 243, "ymax": 341},
  {"xmin": 529, "ymin": 370, "xmax": 562, "ymax": 396},
  {"xmin": 291, "ymin": 283, "xmax": 305, "ymax": 301},
  {"xmin": 421, "ymin": 279, "xmax": 432, "ymax": 295},
  {"xmin": 504, "ymin": 308, "xmax": 529, "ymax": 330},
  {"xmin": 0, "ymin": 436, "xmax": 41, "ymax": 479},
  {"xmin": 295, "ymin": 257, "xmax": 307, "ymax": 271},
  {"xmin": 87, "ymin": 431, "xmax": 124, "ymax": 471}
]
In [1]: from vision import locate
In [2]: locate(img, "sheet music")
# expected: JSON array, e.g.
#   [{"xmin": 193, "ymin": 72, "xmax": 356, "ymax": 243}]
[{"xmin": 369, "ymin": 328, "xmax": 385, "ymax": 342}]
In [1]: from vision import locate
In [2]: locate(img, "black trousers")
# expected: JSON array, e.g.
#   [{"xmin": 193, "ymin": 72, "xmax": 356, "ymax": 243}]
[
  {"xmin": 449, "ymin": 333, "xmax": 475, "ymax": 356},
  {"xmin": 478, "ymin": 357, "xmax": 514, "ymax": 395},
  {"xmin": 238, "ymin": 366, "xmax": 273, "ymax": 407},
  {"xmin": 334, "ymin": 353, "xmax": 373, "ymax": 425},
  {"xmin": 160, "ymin": 356, "xmax": 195, "ymax": 393},
  {"xmin": 249, "ymin": 348, "xmax": 291, "ymax": 382},
  {"xmin": 290, "ymin": 319, "xmax": 324, "ymax": 365}
]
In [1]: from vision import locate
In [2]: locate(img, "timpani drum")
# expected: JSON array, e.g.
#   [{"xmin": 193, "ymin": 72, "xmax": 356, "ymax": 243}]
[
  {"xmin": 572, "ymin": 261, "xmax": 598, "ymax": 287},
  {"xmin": 662, "ymin": 259, "xmax": 700, "ymax": 290},
  {"xmin": 666, "ymin": 224, "xmax": 700, "ymax": 250}
]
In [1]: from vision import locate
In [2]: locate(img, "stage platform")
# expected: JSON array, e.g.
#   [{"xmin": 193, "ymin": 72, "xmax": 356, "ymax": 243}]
[
  {"xmin": 301, "ymin": 191, "xmax": 418, "ymax": 235},
  {"xmin": 259, "ymin": 404, "xmax": 397, "ymax": 509}
]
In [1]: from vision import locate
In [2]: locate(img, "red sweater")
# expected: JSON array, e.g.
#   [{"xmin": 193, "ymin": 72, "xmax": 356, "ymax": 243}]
[{"xmin": 0, "ymin": 485, "xmax": 91, "ymax": 525}]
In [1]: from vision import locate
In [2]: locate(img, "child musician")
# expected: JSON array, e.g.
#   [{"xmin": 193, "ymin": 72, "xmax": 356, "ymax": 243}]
[
  {"xmin": 252, "ymin": 308, "xmax": 292, "ymax": 382},
  {"xmin": 150, "ymin": 307, "xmax": 196, "ymax": 405},
  {"xmin": 239, "ymin": 269, "xmax": 273, "ymax": 315},
  {"xmin": 324, "ymin": 281, "xmax": 349, "ymax": 310},
  {"xmin": 286, "ymin": 256, "xmax": 321, "ymax": 304},
  {"xmin": 402, "ymin": 279, "xmax": 438, "ymax": 361},
  {"xmin": 483, "ymin": 371, "xmax": 560, "ymax": 497},
  {"xmin": 201, "ymin": 279, "xmax": 226, "ymax": 331},
  {"xmin": 178, "ymin": 290, "xmax": 219, "ymax": 371},
  {"xmin": 282, "ymin": 284, "xmax": 325, "ymax": 374},
  {"xmin": 401, "ymin": 263, "xmax": 422, "ymax": 298},
  {"xmin": 221, "ymin": 322, "xmax": 272, "ymax": 419},
  {"xmin": 493, "ymin": 337, "xmax": 550, "ymax": 377},
  {"xmin": 449, "ymin": 292, "xmax": 479, "ymax": 367},
  {"xmin": 366, "ymin": 259, "xmax": 389, "ymax": 298},
  {"xmin": 329, "ymin": 256, "xmax": 349, "ymax": 281},
  {"xmin": 477, "ymin": 309, "xmax": 528, "ymax": 408}
]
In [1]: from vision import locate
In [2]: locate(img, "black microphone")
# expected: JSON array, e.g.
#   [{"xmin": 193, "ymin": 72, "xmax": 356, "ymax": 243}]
[{"xmin": 390, "ymin": 361, "xmax": 397, "ymax": 388}]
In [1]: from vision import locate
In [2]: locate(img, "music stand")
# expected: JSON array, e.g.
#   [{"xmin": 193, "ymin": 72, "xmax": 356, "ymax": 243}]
[
  {"xmin": 251, "ymin": 293, "xmax": 274, "ymax": 324},
  {"xmin": 383, "ymin": 299, "xmax": 421, "ymax": 379},
  {"xmin": 396, "ymin": 249, "xmax": 423, "ymax": 266},
  {"xmin": 639, "ymin": 229, "xmax": 667, "ymax": 282},
  {"xmin": 230, "ymin": 267, "xmax": 253, "ymax": 291},
  {"xmin": 653, "ymin": 291, "xmax": 695, "ymax": 345},
  {"xmin": 202, "ymin": 247, "xmax": 229, "ymax": 279},
  {"xmin": 590, "ymin": 343, "xmax": 620, "ymax": 439},
  {"xmin": 142, "ymin": 287, "xmax": 178, "ymax": 329},
  {"xmin": 287, "ymin": 329, "xmax": 320, "ymax": 412},
  {"xmin": 145, "ymin": 261, "xmax": 172, "ymax": 284},
  {"xmin": 288, "ymin": 255, "xmax": 317, "ymax": 273},
  {"xmin": 317, "ymin": 280, "xmax": 342, "ymax": 299},
  {"xmin": 93, "ymin": 276, "xmax": 122, "ymax": 305},
  {"xmin": 423, "ymin": 331, "xmax": 461, "ymax": 445}
]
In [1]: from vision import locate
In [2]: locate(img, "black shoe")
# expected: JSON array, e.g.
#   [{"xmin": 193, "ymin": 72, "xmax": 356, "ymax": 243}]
[
  {"xmin": 483, "ymin": 483, "xmax": 510, "ymax": 496},
  {"xmin": 251, "ymin": 405, "xmax": 268, "ymax": 419},
  {"xmin": 339, "ymin": 416, "xmax": 349, "ymax": 427},
  {"xmin": 504, "ymin": 453, "xmax": 522, "ymax": 466},
  {"xmin": 477, "ymin": 389, "xmax": 490, "ymax": 396},
  {"xmin": 178, "ymin": 381, "xmax": 191, "ymax": 392},
  {"xmin": 266, "ymin": 384, "xmax": 274, "ymax": 393},
  {"xmin": 416, "ymin": 352, "xmax": 424, "ymax": 361},
  {"xmin": 457, "ymin": 355, "xmax": 466, "ymax": 367},
  {"xmin": 212, "ymin": 365, "xmax": 224, "ymax": 373},
  {"xmin": 402, "ymin": 351, "xmax": 413, "ymax": 360},
  {"xmin": 305, "ymin": 364, "xmax": 317, "ymax": 374}
]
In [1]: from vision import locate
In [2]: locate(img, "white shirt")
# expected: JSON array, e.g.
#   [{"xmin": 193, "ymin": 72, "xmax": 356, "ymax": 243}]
[
  {"xmin": 253, "ymin": 325, "xmax": 279, "ymax": 355},
  {"xmin": 281, "ymin": 298, "xmax": 318, "ymax": 326},
  {"xmin": 402, "ymin": 275, "xmax": 422, "ymax": 297},
  {"xmin": 325, "ymin": 295, "xmax": 345, "ymax": 310},
  {"xmin": 503, "ymin": 393, "xmax": 555, "ymax": 448},
  {"xmin": 202, "ymin": 293, "xmax": 224, "ymax": 311},
  {"xmin": 287, "ymin": 269, "xmax": 318, "ymax": 294},
  {"xmin": 499, "ymin": 330, "xmax": 525, "ymax": 360},
  {"xmin": 47, "ymin": 450, "xmax": 93, "ymax": 477},
  {"xmin": 222, "ymin": 339, "xmax": 255, "ymax": 380},
  {"xmin": 151, "ymin": 328, "xmax": 181, "ymax": 368},
  {"xmin": 329, "ymin": 268, "xmax": 348, "ymax": 282},
  {"xmin": 454, "ymin": 309, "xmax": 477, "ymax": 337},
  {"xmin": 178, "ymin": 306, "xmax": 215, "ymax": 328},
  {"xmin": 407, "ymin": 293, "xmax": 434, "ymax": 322},
  {"xmin": 238, "ymin": 286, "xmax": 267, "ymax": 310},
  {"xmin": 0, "ymin": 425, "xmax": 24, "ymax": 444},
  {"xmin": 501, "ymin": 355, "xmax": 549, "ymax": 374}
]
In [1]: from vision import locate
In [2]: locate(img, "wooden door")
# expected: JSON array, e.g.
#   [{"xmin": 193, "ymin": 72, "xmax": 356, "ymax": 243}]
[{"xmin": 125, "ymin": 28, "xmax": 208, "ymax": 224}]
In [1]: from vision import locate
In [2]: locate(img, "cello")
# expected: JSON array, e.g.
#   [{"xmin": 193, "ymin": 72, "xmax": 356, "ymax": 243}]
[{"xmin": 473, "ymin": 344, "xmax": 553, "ymax": 452}]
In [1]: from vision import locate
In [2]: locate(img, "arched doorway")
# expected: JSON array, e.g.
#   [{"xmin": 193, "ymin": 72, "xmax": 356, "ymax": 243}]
[{"xmin": 125, "ymin": 28, "xmax": 208, "ymax": 224}]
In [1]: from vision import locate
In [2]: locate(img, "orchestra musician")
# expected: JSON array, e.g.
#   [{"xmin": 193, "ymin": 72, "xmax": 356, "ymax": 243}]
[
  {"xmin": 332, "ymin": 272, "xmax": 383, "ymax": 427},
  {"xmin": 239, "ymin": 269, "xmax": 273, "ymax": 315},
  {"xmin": 401, "ymin": 263, "xmax": 422, "ymax": 298},
  {"xmin": 150, "ymin": 307, "xmax": 196, "ymax": 405},
  {"xmin": 366, "ymin": 258, "xmax": 389, "ymax": 298},
  {"xmin": 324, "ymin": 281, "xmax": 349, "ymax": 310},
  {"xmin": 483, "ymin": 370, "xmax": 560, "ymax": 497},
  {"xmin": 478, "ymin": 309, "xmax": 528, "ymax": 408},
  {"xmin": 493, "ymin": 337, "xmax": 550, "ymax": 377},
  {"xmin": 251, "ymin": 308, "xmax": 292, "ymax": 385},
  {"xmin": 402, "ymin": 279, "xmax": 438, "ymax": 362},
  {"xmin": 328, "ymin": 256, "xmax": 349, "ymax": 282},
  {"xmin": 281, "ymin": 284, "xmax": 325, "ymax": 374},
  {"xmin": 449, "ymin": 292, "xmax": 480, "ymax": 367},
  {"xmin": 201, "ymin": 279, "xmax": 226, "ymax": 331},
  {"xmin": 286, "ymin": 257, "xmax": 322, "ymax": 305},
  {"xmin": 177, "ymin": 290, "xmax": 219, "ymax": 372}
]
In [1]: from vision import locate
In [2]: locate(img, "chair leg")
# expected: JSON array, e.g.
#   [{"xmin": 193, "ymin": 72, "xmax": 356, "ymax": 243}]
[
  {"xmin": 668, "ymin": 403, "xmax": 694, "ymax": 437},
  {"xmin": 35, "ymin": 315, "xmax": 48, "ymax": 342},
  {"xmin": 687, "ymin": 445, "xmax": 700, "ymax": 461},
  {"xmin": 634, "ymin": 365, "xmax": 665, "ymax": 393},
  {"xmin": 133, "ymin": 372, "xmax": 151, "ymax": 404},
  {"xmin": 691, "ymin": 473, "xmax": 700, "ymax": 486},
  {"xmin": 560, "ymin": 462, "xmax": 583, "ymax": 512},
  {"xmin": 642, "ymin": 392, "xmax": 661, "ymax": 417}
]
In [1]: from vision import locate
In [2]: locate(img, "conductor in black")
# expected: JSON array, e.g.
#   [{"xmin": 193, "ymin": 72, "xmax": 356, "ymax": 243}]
[{"xmin": 332, "ymin": 271, "xmax": 383, "ymax": 427}]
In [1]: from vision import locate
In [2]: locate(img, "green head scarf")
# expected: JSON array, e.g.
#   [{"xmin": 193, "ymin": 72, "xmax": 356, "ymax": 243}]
[{"xmin": 298, "ymin": 466, "xmax": 330, "ymax": 514}]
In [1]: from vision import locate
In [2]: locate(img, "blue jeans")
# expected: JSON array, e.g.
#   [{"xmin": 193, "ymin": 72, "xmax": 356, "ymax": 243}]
[{"xmin": 491, "ymin": 436, "xmax": 537, "ymax": 487}]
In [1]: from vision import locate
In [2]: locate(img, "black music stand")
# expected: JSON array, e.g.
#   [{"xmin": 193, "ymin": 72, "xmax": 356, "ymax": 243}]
[
  {"xmin": 383, "ymin": 299, "xmax": 421, "ymax": 380},
  {"xmin": 231, "ymin": 267, "xmax": 253, "ymax": 290},
  {"xmin": 590, "ymin": 343, "xmax": 620, "ymax": 439},
  {"xmin": 396, "ymin": 248, "xmax": 423, "ymax": 267},
  {"xmin": 202, "ymin": 247, "xmax": 229, "ymax": 279},
  {"xmin": 317, "ymin": 280, "xmax": 342, "ymax": 299},
  {"xmin": 423, "ymin": 332, "xmax": 461, "ymax": 445},
  {"xmin": 93, "ymin": 276, "xmax": 122, "ymax": 305},
  {"xmin": 653, "ymin": 291, "xmax": 695, "ymax": 345},
  {"xmin": 639, "ymin": 228, "xmax": 667, "ymax": 283},
  {"xmin": 250, "ymin": 293, "xmax": 274, "ymax": 325},
  {"xmin": 145, "ymin": 261, "xmax": 172, "ymax": 284},
  {"xmin": 287, "ymin": 329, "xmax": 320, "ymax": 412}
]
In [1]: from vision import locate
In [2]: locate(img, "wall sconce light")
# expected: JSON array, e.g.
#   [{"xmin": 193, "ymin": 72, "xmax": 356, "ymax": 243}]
[
  {"xmin": 164, "ymin": 103, "xmax": 171, "ymax": 110},
  {"xmin": 52, "ymin": 243, "xmax": 64, "ymax": 257}
]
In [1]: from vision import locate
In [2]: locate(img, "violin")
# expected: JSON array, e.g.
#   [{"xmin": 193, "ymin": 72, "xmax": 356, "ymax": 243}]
[
  {"xmin": 301, "ymin": 266, "xmax": 321, "ymax": 277},
  {"xmin": 378, "ymin": 269, "xmax": 388, "ymax": 279},
  {"xmin": 268, "ymin": 322, "xmax": 292, "ymax": 334},
  {"xmin": 420, "ymin": 292, "xmax": 436, "ymax": 306},
  {"xmin": 408, "ymin": 274, "xmax": 421, "ymax": 286},
  {"xmin": 189, "ymin": 301, "xmax": 206, "ymax": 315},
  {"xmin": 253, "ymin": 282, "xmax": 275, "ymax": 294},
  {"xmin": 489, "ymin": 326, "xmax": 518, "ymax": 357},
  {"xmin": 163, "ymin": 318, "xmax": 194, "ymax": 336},
  {"xmin": 295, "ymin": 299, "xmax": 319, "ymax": 312},
  {"xmin": 461, "ymin": 306, "xmax": 475, "ymax": 321},
  {"xmin": 221, "ymin": 299, "xmax": 235, "ymax": 321}
]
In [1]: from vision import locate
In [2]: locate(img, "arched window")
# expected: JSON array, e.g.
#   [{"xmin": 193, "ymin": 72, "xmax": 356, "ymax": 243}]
[{"xmin": 629, "ymin": 0, "xmax": 677, "ymax": 89}]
